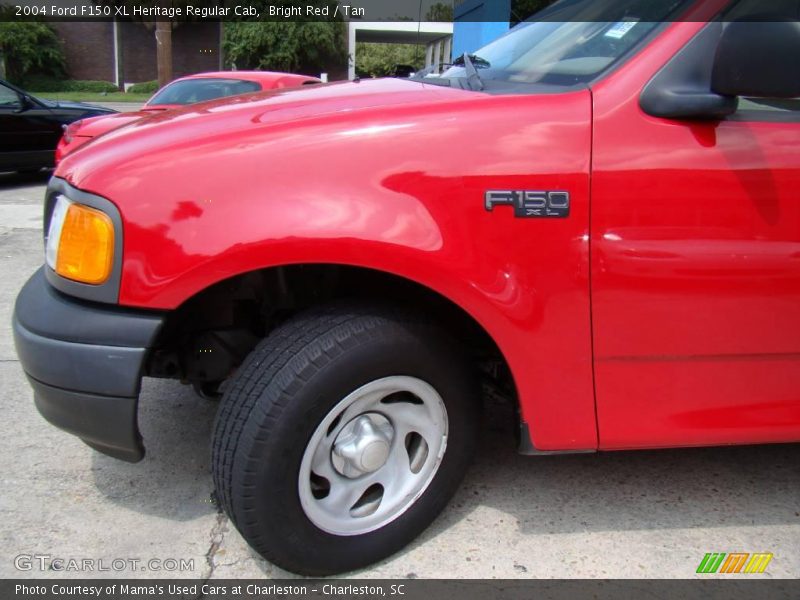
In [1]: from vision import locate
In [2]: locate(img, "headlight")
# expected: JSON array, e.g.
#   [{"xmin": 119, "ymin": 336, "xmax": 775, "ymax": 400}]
[{"xmin": 45, "ymin": 195, "xmax": 115, "ymax": 285}]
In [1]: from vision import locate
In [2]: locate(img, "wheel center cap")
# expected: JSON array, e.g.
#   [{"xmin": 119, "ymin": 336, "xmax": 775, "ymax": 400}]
[
  {"xmin": 359, "ymin": 440, "xmax": 390, "ymax": 471},
  {"xmin": 331, "ymin": 413, "xmax": 393, "ymax": 478}
]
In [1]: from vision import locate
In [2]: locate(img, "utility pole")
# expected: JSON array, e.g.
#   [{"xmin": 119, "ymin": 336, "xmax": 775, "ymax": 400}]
[
  {"xmin": 155, "ymin": 17, "xmax": 173, "ymax": 88},
  {"xmin": 113, "ymin": 19, "xmax": 124, "ymax": 90}
]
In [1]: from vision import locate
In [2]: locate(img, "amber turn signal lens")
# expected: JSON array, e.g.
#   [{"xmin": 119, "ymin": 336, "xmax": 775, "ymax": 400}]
[{"xmin": 55, "ymin": 203, "xmax": 114, "ymax": 285}]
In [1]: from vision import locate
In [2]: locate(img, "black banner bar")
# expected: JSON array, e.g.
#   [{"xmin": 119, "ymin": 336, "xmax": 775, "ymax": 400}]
[
  {"xmin": 3, "ymin": 579, "xmax": 800, "ymax": 600},
  {"xmin": 1, "ymin": 0, "xmax": 797, "ymax": 23}
]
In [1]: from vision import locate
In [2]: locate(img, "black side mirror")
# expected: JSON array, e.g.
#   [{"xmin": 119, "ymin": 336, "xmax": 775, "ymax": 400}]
[
  {"xmin": 13, "ymin": 94, "xmax": 33, "ymax": 113},
  {"xmin": 639, "ymin": 22, "xmax": 738, "ymax": 120},
  {"xmin": 712, "ymin": 20, "xmax": 800, "ymax": 99}
]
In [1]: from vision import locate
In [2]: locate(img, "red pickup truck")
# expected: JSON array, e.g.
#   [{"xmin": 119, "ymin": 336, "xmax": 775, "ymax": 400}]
[{"xmin": 13, "ymin": 0, "xmax": 800, "ymax": 576}]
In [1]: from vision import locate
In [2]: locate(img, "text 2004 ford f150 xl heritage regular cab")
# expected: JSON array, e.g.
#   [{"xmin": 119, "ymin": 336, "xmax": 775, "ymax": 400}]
[{"xmin": 12, "ymin": 0, "xmax": 800, "ymax": 575}]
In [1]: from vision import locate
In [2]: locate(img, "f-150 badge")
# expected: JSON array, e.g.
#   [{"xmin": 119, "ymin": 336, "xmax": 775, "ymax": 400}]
[{"xmin": 484, "ymin": 190, "xmax": 570, "ymax": 218}]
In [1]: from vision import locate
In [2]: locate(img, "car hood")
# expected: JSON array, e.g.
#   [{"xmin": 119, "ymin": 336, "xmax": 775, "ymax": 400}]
[
  {"xmin": 74, "ymin": 111, "xmax": 153, "ymax": 137},
  {"xmin": 44, "ymin": 99, "xmax": 116, "ymax": 113},
  {"xmin": 59, "ymin": 79, "xmax": 476, "ymax": 187}
]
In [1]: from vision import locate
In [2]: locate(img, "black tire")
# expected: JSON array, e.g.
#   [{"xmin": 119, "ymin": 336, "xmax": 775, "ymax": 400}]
[{"xmin": 211, "ymin": 304, "xmax": 479, "ymax": 575}]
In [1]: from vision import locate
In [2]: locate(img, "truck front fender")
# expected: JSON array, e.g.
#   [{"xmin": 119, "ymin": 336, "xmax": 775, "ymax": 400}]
[{"xmin": 69, "ymin": 90, "xmax": 598, "ymax": 451}]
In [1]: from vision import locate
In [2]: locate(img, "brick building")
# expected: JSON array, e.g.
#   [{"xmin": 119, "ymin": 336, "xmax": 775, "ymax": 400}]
[{"xmin": 52, "ymin": 21, "xmax": 222, "ymax": 88}]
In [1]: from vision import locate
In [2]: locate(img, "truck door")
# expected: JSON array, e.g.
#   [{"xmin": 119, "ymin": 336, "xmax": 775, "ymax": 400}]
[{"xmin": 590, "ymin": 16, "xmax": 800, "ymax": 448}]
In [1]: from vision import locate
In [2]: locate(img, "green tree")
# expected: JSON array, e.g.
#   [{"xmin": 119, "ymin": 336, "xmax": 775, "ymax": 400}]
[
  {"xmin": 0, "ymin": 20, "xmax": 66, "ymax": 84},
  {"xmin": 355, "ymin": 43, "xmax": 425, "ymax": 78},
  {"xmin": 425, "ymin": 2, "xmax": 454, "ymax": 21},
  {"xmin": 354, "ymin": 2, "xmax": 454, "ymax": 79},
  {"xmin": 223, "ymin": 0, "xmax": 346, "ymax": 76},
  {"xmin": 224, "ymin": 21, "xmax": 346, "ymax": 74}
]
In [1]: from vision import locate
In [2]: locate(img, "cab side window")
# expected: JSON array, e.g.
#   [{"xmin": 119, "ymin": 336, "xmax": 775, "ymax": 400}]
[{"xmin": 735, "ymin": 97, "xmax": 800, "ymax": 119}]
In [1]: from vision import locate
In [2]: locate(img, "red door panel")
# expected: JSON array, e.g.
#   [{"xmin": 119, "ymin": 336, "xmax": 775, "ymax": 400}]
[{"xmin": 590, "ymin": 21, "xmax": 800, "ymax": 448}]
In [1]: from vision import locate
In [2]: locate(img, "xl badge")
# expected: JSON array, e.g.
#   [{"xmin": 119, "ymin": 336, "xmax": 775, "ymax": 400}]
[{"xmin": 484, "ymin": 190, "xmax": 570, "ymax": 218}]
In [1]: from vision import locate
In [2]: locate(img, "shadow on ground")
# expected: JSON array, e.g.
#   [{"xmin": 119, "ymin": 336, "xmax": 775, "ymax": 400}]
[
  {"xmin": 90, "ymin": 378, "xmax": 219, "ymax": 522},
  {"xmin": 423, "ymin": 396, "xmax": 799, "ymax": 536}
]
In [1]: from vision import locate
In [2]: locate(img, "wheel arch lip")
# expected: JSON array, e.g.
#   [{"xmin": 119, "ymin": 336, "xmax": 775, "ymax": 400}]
[
  {"xmin": 112, "ymin": 175, "xmax": 532, "ymax": 411},
  {"xmin": 150, "ymin": 256, "xmax": 525, "ymax": 428}
]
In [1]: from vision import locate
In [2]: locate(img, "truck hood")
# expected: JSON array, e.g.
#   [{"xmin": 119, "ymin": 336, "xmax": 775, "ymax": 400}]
[{"xmin": 58, "ymin": 78, "xmax": 476, "ymax": 188}]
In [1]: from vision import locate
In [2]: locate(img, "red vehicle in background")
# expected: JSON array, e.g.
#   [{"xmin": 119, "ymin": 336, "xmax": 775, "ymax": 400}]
[
  {"xmin": 12, "ymin": 0, "xmax": 800, "ymax": 578},
  {"xmin": 55, "ymin": 71, "xmax": 321, "ymax": 163}
]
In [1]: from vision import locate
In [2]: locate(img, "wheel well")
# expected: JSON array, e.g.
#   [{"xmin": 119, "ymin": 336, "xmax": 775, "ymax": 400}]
[{"xmin": 146, "ymin": 264, "xmax": 518, "ymax": 405}]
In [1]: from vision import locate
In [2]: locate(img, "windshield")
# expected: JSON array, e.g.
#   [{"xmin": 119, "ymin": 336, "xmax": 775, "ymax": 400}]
[
  {"xmin": 440, "ymin": 0, "xmax": 693, "ymax": 87},
  {"xmin": 148, "ymin": 78, "xmax": 261, "ymax": 106}
]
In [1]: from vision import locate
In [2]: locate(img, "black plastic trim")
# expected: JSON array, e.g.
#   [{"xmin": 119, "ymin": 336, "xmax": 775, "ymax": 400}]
[
  {"xmin": 15, "ymin": 268, "xmax": 163, "ymax": 348},
  {"xmin": 517, "ymin": 422, "xmax": 596, "ymax": 456},
  {"xmin": 13, "ymin": 268, "xmax": 165, "ymax": 462},
  {"xmin": 640, "ymin": 18, "xmax": 800, "ymax": 123},
  {"xmin": 712, "ymin": 19, "xmax": 800, "ymax": 99},
  {"xmin": 639, "ymin": 21, "xmax": 738, "ymax": 120},
  {"xmin": 14, "ymin": 317, "xmax": 148, "ymax": 398},
  {"xmin": 44, "ymin": 177, "xmax": 124, "ymax": 304},
  {"xmin": 30, "ymin": 377, "xmax": 143, "ymax": 462}
]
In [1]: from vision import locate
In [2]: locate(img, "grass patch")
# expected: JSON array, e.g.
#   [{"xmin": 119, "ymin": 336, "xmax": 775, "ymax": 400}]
[
  {"xmin": 128, "ymin": 80, "xmax": 158, "ymax": 94},
  {"xmin": 33, "ymin": 92, "xmax": 151, "ymax": 103}
]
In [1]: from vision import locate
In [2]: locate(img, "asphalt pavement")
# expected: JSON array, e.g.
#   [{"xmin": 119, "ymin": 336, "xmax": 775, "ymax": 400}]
[
  {"xmin": 96, "ymin": 102, "xmax": 145, "ymax": 113},
  {"xmin": 0, "ymin": 171, "xmax": 798, "ymax": 580}
]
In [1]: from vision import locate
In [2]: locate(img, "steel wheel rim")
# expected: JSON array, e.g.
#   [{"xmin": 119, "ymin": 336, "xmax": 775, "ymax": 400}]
[{"xmin": 298, "ymin": 375, "xmax": 449, "ymax": 536}]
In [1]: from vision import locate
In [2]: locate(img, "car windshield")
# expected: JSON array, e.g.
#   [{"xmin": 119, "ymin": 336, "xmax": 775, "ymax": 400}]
[
  {"xmin": 439, "ymin": 0, "xmax": 694, "ymax": 87},
  {"xmin": 148, "ymin": 78, "xmax": 261, "ymax": 106}
]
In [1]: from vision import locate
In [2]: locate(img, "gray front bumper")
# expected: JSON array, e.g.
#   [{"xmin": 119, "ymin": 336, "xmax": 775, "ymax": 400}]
[{"xmin": 13, "ymin": 268, "xmax": 165, "ymax": 462}]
